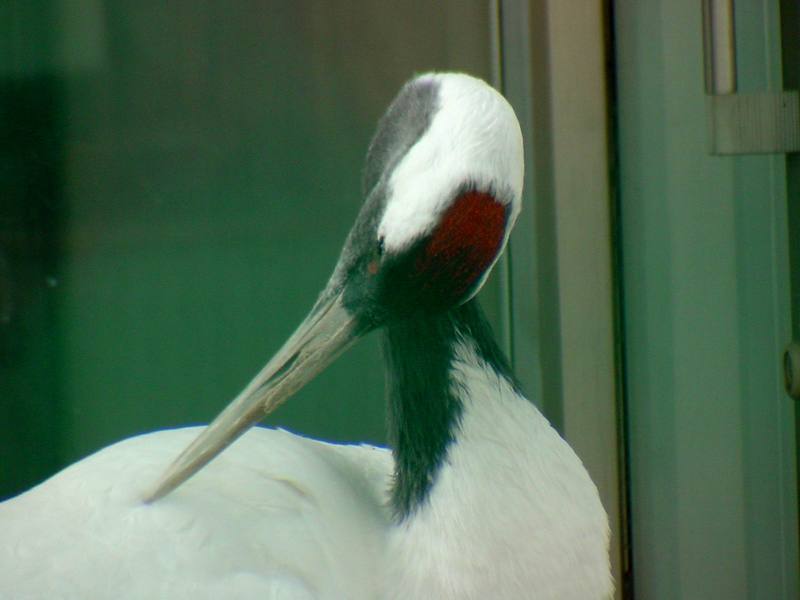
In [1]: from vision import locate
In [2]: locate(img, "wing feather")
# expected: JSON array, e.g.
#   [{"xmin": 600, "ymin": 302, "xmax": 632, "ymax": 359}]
[{"xmin": 0, "ymin": 428, "xmax": 393, "ymax": 600}]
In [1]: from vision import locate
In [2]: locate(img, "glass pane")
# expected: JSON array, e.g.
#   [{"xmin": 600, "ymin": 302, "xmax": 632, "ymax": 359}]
[
  {"xmin": 1, "ymin": 1, "xmax": 495, "ymax": 498},
  {"xmin": 614, "ymin": 0, "xmax": 798, "ymax": 596}
]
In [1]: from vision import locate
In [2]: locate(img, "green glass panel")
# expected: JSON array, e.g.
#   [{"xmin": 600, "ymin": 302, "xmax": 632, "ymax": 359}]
[{"xmin": 1, "ymin": 1, "xmax": 497, "ymax": 499}]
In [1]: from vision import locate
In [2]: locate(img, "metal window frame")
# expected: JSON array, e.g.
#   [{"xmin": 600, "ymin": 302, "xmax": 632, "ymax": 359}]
[{"xmin": 492, "ymin": 2, "xmax": 625, "ymax": 596}]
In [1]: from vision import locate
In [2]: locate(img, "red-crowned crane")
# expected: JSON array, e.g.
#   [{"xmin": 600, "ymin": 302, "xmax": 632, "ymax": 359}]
[{"xmin": 0, "ymin": 72, "xmax": 611, "ymax": 599}]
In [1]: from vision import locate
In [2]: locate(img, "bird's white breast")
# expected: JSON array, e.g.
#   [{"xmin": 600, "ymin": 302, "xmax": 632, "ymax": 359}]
[{"xmin": 384, "ymin": 340, "xmax": 612, "ymax": 600}]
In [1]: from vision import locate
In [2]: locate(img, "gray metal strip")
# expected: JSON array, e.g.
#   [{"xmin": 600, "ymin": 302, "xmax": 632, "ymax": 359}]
[{"xmin": 707, "ymin": 91, "xmax": 800, "ymax": 154}]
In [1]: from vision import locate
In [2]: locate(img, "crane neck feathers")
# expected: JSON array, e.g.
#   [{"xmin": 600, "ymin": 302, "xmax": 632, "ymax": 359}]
[{"xmin": 382, "ymin": 298, "xmax": 521, "ymax": 518}]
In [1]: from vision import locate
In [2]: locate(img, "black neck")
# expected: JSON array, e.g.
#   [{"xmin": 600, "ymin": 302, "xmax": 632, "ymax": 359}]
[{"xmin": 382, "ymin": 298, "xmax": 518, "ymax": 519}]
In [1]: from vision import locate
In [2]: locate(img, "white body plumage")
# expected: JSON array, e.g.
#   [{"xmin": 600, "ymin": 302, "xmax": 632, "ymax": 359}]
[{"xmin": 1, "ymin": 340, "xmax": 609, "ymax": 599}]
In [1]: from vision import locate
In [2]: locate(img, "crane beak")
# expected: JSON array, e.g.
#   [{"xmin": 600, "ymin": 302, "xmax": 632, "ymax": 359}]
[{"xmin": 144, "ymin": 289, "xmax": 358, "ymax": 503}]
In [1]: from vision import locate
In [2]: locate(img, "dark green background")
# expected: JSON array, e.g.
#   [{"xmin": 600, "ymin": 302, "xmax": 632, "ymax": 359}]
[{"xmin": 1, "ymin": 1, "xmax": 502, "ymax": 499}]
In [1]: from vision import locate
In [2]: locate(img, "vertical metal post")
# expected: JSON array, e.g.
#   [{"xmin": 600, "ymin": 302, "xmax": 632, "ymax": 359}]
[{"xmin": 702, "ymin": 0, "xmax": 737, "ymax": 95}]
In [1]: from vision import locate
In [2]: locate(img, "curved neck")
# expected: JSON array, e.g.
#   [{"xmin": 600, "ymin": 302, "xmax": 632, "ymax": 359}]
[{"xmin": 382, "ymin": 299, "xmax": 519, "ymax": 519}]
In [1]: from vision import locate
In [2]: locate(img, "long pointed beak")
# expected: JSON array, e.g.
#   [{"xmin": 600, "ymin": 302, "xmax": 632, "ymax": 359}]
[{"xmin": 144, "ymin": 290, "xmax": 358, "ymax": 503}]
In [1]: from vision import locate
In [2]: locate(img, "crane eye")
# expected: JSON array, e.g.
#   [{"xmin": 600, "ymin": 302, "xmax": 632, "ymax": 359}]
[{"xmin": 367, "ymin": 238, "xmax": 385, "ymax": 276}]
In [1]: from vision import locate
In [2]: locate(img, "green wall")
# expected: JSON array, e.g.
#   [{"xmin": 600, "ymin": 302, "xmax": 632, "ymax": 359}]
[{"xmin": 1, "ymin": 1, "xmax": 501, "ymax": 499}]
